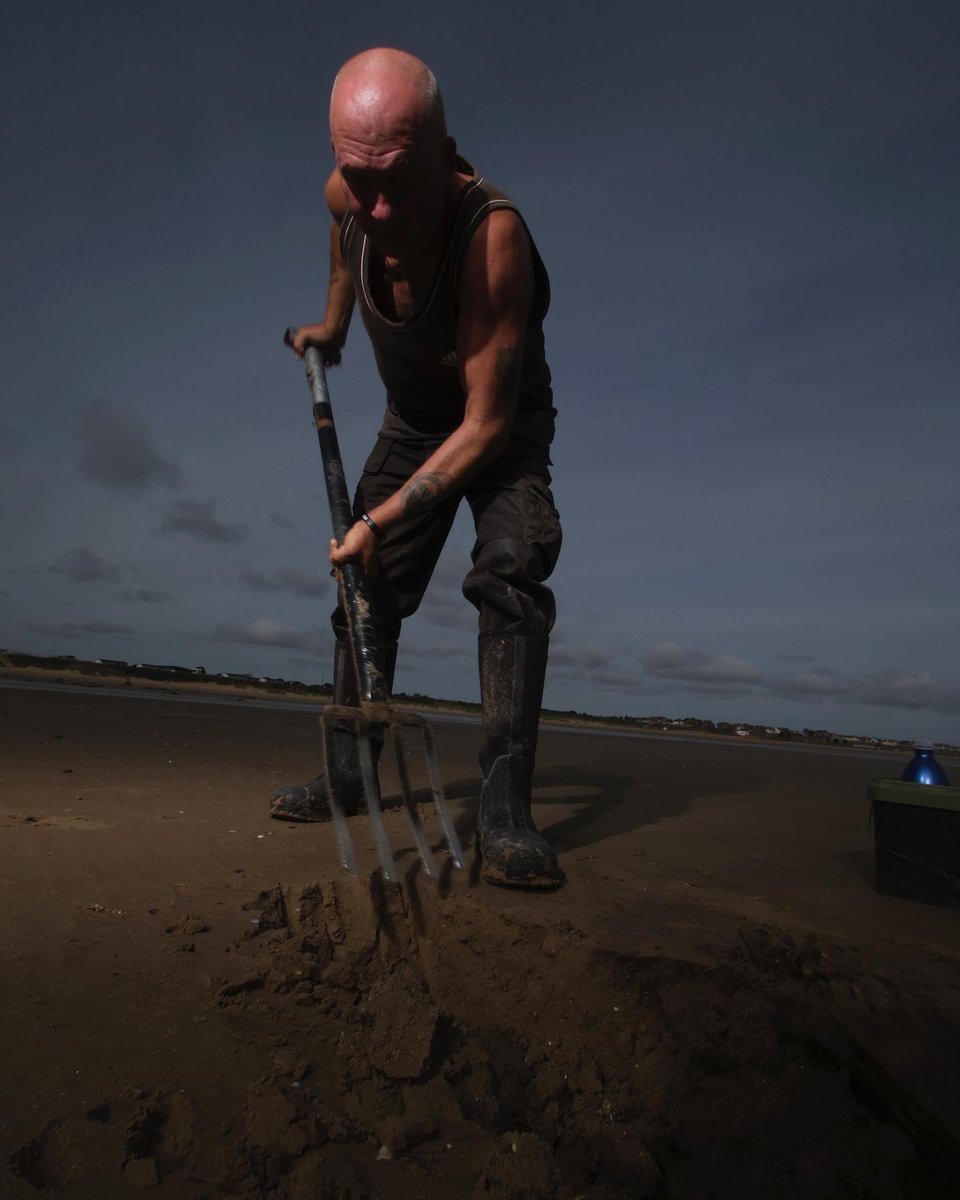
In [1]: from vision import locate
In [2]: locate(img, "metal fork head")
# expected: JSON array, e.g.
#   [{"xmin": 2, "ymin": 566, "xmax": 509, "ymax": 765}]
[{"xmin": 320, "ymin": 702, "xmax": 465, "ymax": 882}]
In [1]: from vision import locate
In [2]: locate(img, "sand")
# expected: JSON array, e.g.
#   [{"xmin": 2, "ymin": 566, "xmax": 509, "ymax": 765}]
[{"xmin": 1, "ymin": 682, "xmax": 959, "ymax": 1199}]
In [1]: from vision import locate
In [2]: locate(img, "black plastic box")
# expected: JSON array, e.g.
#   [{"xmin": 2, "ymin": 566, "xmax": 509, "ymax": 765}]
[{"xmin": 869, "ymin": 779, "xmax": 960, "ymax": 910}]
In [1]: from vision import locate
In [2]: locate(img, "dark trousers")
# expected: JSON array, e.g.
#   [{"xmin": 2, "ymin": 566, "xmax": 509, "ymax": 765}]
[{"xmin": 331, "ymin": 436, "xmax": 562, "ymax": 644}]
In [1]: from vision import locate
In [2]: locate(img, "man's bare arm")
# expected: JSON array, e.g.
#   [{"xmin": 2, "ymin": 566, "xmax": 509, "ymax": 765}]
[
  {"xmin": 396, "ymin": 340, "xmax": 526, "ymax": 515},
  {"xmin": 287, "ymin": 170, "xmax": 356, "ymax": 362},
  {"xmin": 329, "ymin": 208, "xmax": 534, "ymax": 568}
]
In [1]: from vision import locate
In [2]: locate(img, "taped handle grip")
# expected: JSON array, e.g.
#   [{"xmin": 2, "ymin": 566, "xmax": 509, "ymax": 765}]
[{"xmin": 300, "ymin": 347, "xmax": 353, "ymax": 545}]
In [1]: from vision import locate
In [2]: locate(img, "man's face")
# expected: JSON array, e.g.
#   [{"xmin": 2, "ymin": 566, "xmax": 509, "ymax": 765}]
[{"xmin": 332, "ymin": 110, "xmax": 451, "ymax": 261}]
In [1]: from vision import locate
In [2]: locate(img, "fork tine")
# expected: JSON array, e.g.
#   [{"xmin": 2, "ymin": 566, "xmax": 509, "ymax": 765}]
[
  {"xmin": 391, "ymin": 723, "xmax": 439, "ymax": 877},
  {"xmin": 321, "ymin": 701, "xmax": 463, "ymax": 881},
  {"xmin": 320, "ymin": 709, "xmax": 358, "ymax": 876},
  {"xmin": 356, "ymin": 721, "xmax": 397, "ymax": 883},
  {"xmin": 419, "ymin": 719, "xmax": 466, "ymax": 870}
]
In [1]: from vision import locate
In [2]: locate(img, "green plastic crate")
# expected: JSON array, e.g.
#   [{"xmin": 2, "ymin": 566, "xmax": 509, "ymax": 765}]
[{"xmin": 869, "ymin": 778, "xmax": 960, "ymax": 910}]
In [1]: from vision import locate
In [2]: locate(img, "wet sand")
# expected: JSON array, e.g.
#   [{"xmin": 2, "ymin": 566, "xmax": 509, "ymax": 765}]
[{"xmin": 1, "ymin": 683, "xmax": 959, "ymax": 1198}]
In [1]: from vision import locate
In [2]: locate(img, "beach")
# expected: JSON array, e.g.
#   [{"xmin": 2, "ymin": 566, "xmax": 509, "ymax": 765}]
[{"xmin": 1, "ymin": 681, "xmax": 959, "ymax": 1198}]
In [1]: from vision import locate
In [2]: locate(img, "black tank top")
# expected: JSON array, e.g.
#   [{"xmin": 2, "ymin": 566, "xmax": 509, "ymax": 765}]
[{"xmin": 340, "ymin": 159, "xmax": 555, "ymax": 468}]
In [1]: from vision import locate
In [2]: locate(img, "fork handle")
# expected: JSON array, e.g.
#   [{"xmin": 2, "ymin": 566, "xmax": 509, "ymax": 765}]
[{"xmin": 297, "ymin": 342, "xmax": 388, "ymax": 703}]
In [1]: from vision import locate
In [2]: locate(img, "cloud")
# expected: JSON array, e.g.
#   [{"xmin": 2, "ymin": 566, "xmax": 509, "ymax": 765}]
[
  {"xmin": 643, "ymin": 642, "xmax": 764, "ymax": 686},
  {"xmin": 115, "ymin": 588, "xmax": 172, "ymax": 603},
  {"xmin": 512, "ymin": 634, "xmax": 960, "ymax": 722},
  {"xmin": 419, "ymin": 586, "xmax": 475, "ymax": 630},
  {"xmin": 239, "ymin": 566, "xmax": 329, "ymax": 599},
  {"xmin": 268, "ymin": 511, "xmax": 294, "ymax": 530},
  {"xmin": 766, "ymin": 666, "xmax": 960, "ymax": 716},
  {"xmin": 75, "ymin": 399, "xmax": 182, "ymax": 491},
  {"xmin": 639, "ymin": 645, "xmax": 960, "ymax": 716},
  {"xmin": 551, "ymin": 643, "xmax": 614, "ymax": 671},
  {"xmin": 24, "ymin": 619, "xmax": 134, "ymax": 637},
  {"xmin": 590, "ymin": 669, "xmax": 658, "ymax": 693},
  {"xmin": 158, "ymin": 498, "xmax": 250, "ymax": 543},
  {"xmin": 48, "ymin": 546, "xmax": 126, "ymax": 583},
  {"xmin": 286, "ymin": 654, "xmax": 332, "ymax": 678},
  {"xmin": 770, "ymin": 668, "xmax": 848, "ymax": 697},
  {"xmin": 209, "ymin": 617, "xmax": 325, "ymax": 652},
  {"xmin": 399, "ymin": 639, "xmax": 471, "ymax": 662},
  {"xmin": 850, "ymin": 671, "xmax": 960, "ymax": 714}
]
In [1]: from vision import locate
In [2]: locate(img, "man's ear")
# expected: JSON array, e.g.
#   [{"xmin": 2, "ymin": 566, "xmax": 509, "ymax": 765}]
[{"xmin": 444, "ymin": 135, "xmax": 457, "ymax": 169}]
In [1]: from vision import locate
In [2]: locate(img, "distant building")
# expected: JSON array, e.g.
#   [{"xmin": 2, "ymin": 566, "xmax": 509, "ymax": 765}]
[{"xmin": 135, "ymin": 663, "xmax": 205, "ymax": 675}]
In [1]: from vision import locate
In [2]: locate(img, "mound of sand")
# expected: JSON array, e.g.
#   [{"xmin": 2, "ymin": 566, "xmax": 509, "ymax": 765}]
[{"xmin": 9, "ymin": 873, "xmax": 953, "ymax": 1199}]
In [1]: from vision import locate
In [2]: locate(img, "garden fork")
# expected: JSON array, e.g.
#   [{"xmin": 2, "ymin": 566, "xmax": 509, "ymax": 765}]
[{"xmin": 286, "ymin": 329, "xmax": 465, "ymax": 883}]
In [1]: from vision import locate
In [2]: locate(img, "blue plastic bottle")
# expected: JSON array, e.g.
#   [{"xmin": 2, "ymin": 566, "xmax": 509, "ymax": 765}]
[{"xmin": 900, "ymin": 741, "xmax": 950, "ymax": 786}]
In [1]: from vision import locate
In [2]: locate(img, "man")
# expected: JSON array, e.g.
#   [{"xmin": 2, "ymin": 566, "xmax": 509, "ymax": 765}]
[{"xmin": 272, "ymin": 48, "xmax": 563, "ymax": 889}]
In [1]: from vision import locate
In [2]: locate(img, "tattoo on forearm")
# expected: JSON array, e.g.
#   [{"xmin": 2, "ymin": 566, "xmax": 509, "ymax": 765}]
[
  {"xmin": 401, "ymin": 472, "xmax": 452, "ymax": 516},
  {"xmin": 499, "ymin": 348, "xmax": 520, "ymax": 403}
]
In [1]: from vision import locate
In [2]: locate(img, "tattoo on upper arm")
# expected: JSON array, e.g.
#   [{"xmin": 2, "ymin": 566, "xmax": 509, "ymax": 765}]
[{"xmin": 401, "ymin": 471, "xmax": 452, "ymax": 516}]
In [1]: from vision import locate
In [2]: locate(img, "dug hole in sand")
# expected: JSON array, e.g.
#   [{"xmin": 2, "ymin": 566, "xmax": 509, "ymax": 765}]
[{"xmin": 221, "ymin": 876, "xmax": 960, "ymax": 1200}]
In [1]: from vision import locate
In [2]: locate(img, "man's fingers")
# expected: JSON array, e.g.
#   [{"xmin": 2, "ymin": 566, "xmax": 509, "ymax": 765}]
[{"xmin": 328, "ymin": 523, "xmax": 377, "ymax": 571}]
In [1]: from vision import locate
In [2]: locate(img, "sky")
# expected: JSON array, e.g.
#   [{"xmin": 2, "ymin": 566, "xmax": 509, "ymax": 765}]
[{"xmin": 2, "ymin": 0, "xmax": 959, "ymax": 742}]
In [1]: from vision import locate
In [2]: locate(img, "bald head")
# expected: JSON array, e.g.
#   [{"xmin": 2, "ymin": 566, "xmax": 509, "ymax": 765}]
[
  {"xmin": 330, "ymin": 48, "xmax": 446, "ymax": 149},
  {"xmin": 329, "ymin": 49, "xmax": 457, "ymax": 261}
]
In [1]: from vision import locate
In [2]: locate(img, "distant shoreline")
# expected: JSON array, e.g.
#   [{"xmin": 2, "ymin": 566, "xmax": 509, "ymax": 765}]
[
  {"xmin": 0, "ymin": 662, "xmax": 484, "ymax": 720},
  {"xmin": 0, "ymin": 662, "xmax": 934, "ymax": 760}
]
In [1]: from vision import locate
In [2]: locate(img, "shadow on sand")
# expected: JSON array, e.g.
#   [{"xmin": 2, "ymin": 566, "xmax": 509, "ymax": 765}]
[{"xmin": 384, "ymin": 754, "xmax": 763, "ymax": 872}]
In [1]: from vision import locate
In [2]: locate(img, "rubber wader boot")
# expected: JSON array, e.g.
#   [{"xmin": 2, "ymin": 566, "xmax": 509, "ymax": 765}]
[
  {"xmin": 476, "ymin": 632, "xmax": 565, "ymax": 888},
  {"xmin": 269, "ymin": 640, "xmax": 397, "ymax": 822}
]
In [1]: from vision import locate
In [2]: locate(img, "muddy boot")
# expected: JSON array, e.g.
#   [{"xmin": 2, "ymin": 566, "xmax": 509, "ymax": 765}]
[
  {"xmin": 270, "ymin": 640, "xmax": 397, "ymax": 822},
  {"xmin": 476, "ymin": 632, "xmax": 565, "ymax": 888}
]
